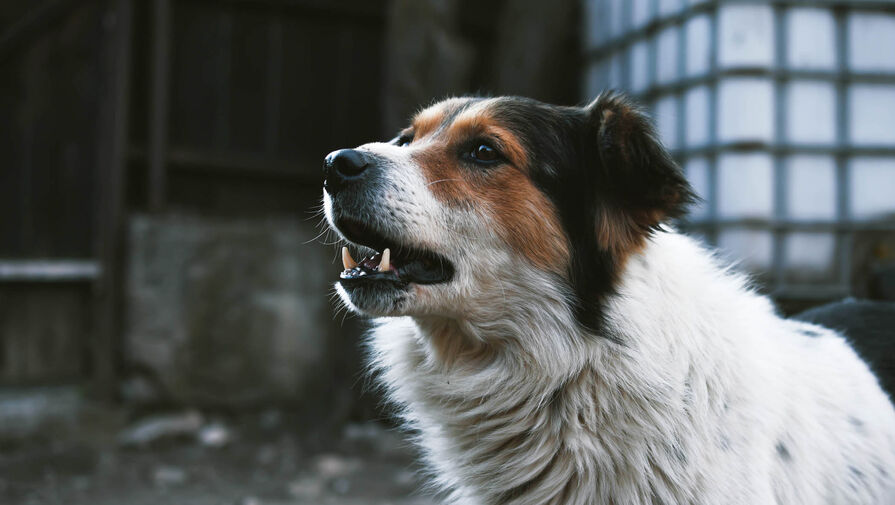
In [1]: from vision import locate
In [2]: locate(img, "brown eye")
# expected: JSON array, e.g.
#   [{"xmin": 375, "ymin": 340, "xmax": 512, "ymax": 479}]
[
  {"xmin": 471, "ymin": 143, "xmax": 499, "ymax": 163},
  {"xmin": 397, "ymin": 135, "xmax": 413, "ymax": 147}
]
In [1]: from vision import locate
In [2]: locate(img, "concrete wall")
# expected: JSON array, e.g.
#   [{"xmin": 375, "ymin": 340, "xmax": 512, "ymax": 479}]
[{"xmin": 124, "ymin": 214, "xmax": 344, "ymax": 408}]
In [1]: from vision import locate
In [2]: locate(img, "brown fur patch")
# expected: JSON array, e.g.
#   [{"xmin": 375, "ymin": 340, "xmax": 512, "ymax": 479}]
[
  {"xmin": 596, "ymin": 204, "xmax": 649, "ymax": 258},
  {"xmin": 413, "ymin": 145, "xmax": 472, "ymax": 205},
  {"xmin": 413, "ymin": 153, "xmax": 570, "ymax": 275},
  {"xmin": 483, "ymin": 167, "xmax": 569, "ymax": 275},
  {"xmin": 412, "ymin": 105, "xmax": 445, "ymax": 139},
  {"xmin": 447, "ymin": 107, "xmax": 528, "ymax": 168},
  {"xmin": 411, "ymin": 103, "xmax": 568, "ymax": 274},
  {"xmin": 412, "ymin": 98, "xmax": 472, "ymax": 140}
]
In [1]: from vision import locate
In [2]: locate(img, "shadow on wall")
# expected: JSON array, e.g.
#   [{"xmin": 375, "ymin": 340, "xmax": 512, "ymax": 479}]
[{"xmin": 382, "ymin": 0, "xmax": 582, "ymax": 133}]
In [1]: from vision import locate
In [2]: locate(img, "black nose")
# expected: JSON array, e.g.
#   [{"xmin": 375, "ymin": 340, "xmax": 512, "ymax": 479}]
[{"xmin": 323, "ymin": 149, "xmax": 370, "ymax": 194}]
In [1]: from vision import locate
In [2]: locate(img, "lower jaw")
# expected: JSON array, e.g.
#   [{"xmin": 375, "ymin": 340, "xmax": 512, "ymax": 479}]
[
  {"xmin": 338, "ymin": 275, "xmax": 407, "ymax": 292},
  {"xmin": 337, "ymin": 278, "xmax": 410, "ymax": 316}
]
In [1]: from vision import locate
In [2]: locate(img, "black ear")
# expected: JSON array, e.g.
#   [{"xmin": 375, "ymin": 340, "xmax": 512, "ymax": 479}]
[
  {"xmin": 585, "ymin": 92, "xmax": 696, "ymax": 245},
  {"xmin": 553, "ymin": 93, "xmax": 697, "ymax": 336}
]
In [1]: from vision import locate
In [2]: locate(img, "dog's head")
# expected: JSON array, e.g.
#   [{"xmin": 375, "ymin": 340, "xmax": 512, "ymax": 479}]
[{"xmin": 323, "ymin": 93, "xmax": 695, "ymax": 330}]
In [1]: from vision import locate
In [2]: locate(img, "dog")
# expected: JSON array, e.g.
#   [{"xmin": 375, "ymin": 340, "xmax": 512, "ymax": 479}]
[
  {"xmin": 322, "ymin": 93, "xmax": 895, "ymax": 504},
  {"xmin": 795, "ymin": 299, "xmax": 895, "ymax": 399}
]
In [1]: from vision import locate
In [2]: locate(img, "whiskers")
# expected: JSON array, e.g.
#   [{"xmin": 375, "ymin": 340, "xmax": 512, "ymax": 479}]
[
  {"xmin": 303, "ymin": 202, "xmax": 342, "ymax": 247},
  {"xmin": 426, "ymin": 178, "xmax": 462, "ymax": 187},
  {"xmin": 328, "ymin": 286, "xmax": 353, "ymax": 325}
]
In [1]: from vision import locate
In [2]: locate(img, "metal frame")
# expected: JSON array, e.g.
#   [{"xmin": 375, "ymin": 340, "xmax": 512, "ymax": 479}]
[{"xmin": 584, "ymin": 0, "xmax": 895, "ymax": 301}]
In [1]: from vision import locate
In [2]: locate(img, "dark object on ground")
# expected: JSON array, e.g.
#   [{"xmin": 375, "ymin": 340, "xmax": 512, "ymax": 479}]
[
  {"xmin": 794, "ymin": 299, "xmax": 895, "ymax": 398},
  {"xmin": 870, "ymin": 265, "xmax": 895, "ymax": 301}
]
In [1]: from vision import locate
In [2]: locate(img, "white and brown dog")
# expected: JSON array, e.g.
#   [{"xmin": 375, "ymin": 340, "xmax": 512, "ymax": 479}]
[{"xmin": 322, "ymin": 93, "xmax": 895, "ymax": 504}]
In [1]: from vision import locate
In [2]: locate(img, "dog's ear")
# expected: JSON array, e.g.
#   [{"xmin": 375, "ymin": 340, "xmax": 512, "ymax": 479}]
[
  {"xmin": 583, "ymin": 93, "xmax": 696, "ymax": 254},
  {"xmin": 554, "ymin": 93, "xmax": 696, "ymax": 334}
]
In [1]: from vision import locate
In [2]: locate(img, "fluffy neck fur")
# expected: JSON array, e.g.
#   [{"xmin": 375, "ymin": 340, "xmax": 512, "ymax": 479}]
[{"xmin": 368, "ymin": 230, "xmax": 895, "ymax": 504}]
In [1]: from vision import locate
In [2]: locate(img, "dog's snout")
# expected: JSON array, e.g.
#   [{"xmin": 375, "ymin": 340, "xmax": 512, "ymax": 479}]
[{"xmin": 324, "ymin": 149, "xmax": 370, "ymax": 193}]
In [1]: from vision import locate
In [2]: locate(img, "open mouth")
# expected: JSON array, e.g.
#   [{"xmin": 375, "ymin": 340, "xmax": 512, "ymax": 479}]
[{"xmin": 335, "ymin": 218, "xmax": 454, "ymax": 287}]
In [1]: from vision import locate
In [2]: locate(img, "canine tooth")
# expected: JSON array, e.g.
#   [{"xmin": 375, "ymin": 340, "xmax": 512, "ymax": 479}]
[
  {"xmin": 342, "ymin": 247, "xmax": 357, "ymax": 270},
  {"xmin": 379, "ymin": 248, "xmax": 391, "ymax": 272}
]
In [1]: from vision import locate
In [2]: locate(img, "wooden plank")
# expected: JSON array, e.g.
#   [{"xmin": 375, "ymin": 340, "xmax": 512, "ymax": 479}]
[
  {"xmin": 148, "ymin": 0, "xmax": 170, "ymax": 211},
  {"xmin": 169, "ymin": 1, "xmax": 222, "ymax": 149},
  {"xmin": 129, "ymin": 145, "xmax": 320, "ymax": 183},
  {"xmin": 44, "ymin": 4, "xmax": 103, "ymax": 258},
  {"xmin": 214, "ymin": 6, "xmax": 232, "ymax": 148},
  {"xmin": 264, "ymin": 17, "xmax": 282, "ymax": 154},
  {"xmin": 92, "ymin": 0, "xmax": 132, "ymax": 400},
  {"xmin": 185, "ymin": 0, "xmax": 387, "ymax": 21},
  {"xmin": 0, "ymin": 4, "xmax": 103, "ymax": 259},
  {"xmin": 0, "ymin": 260, "xmax": 100, "ymax": 282},
  {"xmin": 278, "ymin": 14, "xmax": 341, "ymax": 160},
  {"xmin": 0, "ymin": 0, "xmax": 77, "ymax": 63},
  {"xmin": 229, "ymin": 6, "xmax": 270, "ymax": 153},
  {"xmin": 333, "ymin": 18, "xmax": 384, "ymax": 147},
  {"xmin": 0, "ymin": 48, "xmax": 25, "ymax": 256},
  {"xmin": 167, "ymin": 169, "xmax": 319, "ymax": 215},
  {"xmin": 0, "ymin": 285, "xmax": 87, "ymax": 384}
]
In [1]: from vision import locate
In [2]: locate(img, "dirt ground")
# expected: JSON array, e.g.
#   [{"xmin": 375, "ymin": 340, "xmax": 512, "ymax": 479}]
[{"xmin": 0, "ymin": 409, "xmax": 437, "ymax": 505}]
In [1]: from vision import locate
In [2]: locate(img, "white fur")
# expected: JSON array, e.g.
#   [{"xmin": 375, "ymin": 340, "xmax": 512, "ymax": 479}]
[{"xmin": 366, "ymin": 230, "xmax": 895, "ymax": 504}]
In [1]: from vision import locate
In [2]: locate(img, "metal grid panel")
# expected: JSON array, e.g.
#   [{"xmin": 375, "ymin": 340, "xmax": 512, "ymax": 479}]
[{"xmin": 583, "ymin": 0, "xmax": 895, "ymax": 300}]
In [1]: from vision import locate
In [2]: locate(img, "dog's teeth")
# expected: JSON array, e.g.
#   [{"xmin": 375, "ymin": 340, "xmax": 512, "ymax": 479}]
[
  {"xmin": 379, "ymin": 248, "xmax": 391, "ymax": 272},
  {"xmin": 342, "ymin": 246, "xmax": 357, "ymax": 270}
]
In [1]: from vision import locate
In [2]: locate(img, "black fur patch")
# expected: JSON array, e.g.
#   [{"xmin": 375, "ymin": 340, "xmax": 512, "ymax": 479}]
[
  {"xmin": 794, "ymin": 300, "xmax": 895, "ymax": 397},
  {"xmin": 480, "ymin": 93, "xmax": 696, "ymax": 335},
  {"xmin": 776, "ymin": 442, "xmax": 792, "ymax": 462}
]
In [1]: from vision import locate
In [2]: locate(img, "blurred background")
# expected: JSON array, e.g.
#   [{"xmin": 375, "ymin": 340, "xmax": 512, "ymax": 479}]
[{"xmin": 0, "ymin": 0, "xmax": 893, "ymax": 503}]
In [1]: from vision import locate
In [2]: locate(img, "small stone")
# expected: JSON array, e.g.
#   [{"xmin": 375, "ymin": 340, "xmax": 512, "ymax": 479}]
[
  {"xmin": 287, "ymin": 476, "xmax": 323, "ymax": 499},
  {"xmin": 119, "ymin": 375, "xmax": 161, "ymax": 404},
  {"xmin": 198, "ymin": 422, "xmax": 231, "ymax": 448},
  {"xmin": 331, "ymin": 476, "xmax": 351, "ymax": 494},
  {"xmin": 153, "ymin": 465, "xmax": 187, "ymax": 487},
  {"xmin": 72, "ymin": 476, "xmax": 91, "ymax": 491},
  {"xmin": 119, "ymin": 410, "xmax": 203, "ymax": 447},
  {"xmin": 258, "ymin": 409, "xmax": 282, "ymax": 430},
  {"xmin": 314, "ymin": 453, "xmax": 360, "ymax": 478},
  {"xmin": 256, "ymin": 445, "xmax": 277, "ymax": 465}
]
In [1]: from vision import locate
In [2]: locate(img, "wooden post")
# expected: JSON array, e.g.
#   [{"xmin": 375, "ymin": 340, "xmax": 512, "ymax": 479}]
[{"xmin": 92, "ymin": 0, "xmax": 132, "ymax": 400}]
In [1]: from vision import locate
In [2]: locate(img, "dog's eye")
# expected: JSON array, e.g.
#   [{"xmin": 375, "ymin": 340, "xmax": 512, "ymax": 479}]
[
  {"xmin": 397, "ymin": 135, "xmax": 413, "ymax": 147},
  {"xmin": 470, "ymin": 143, "xmax": 499, "ymax": 163}
]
